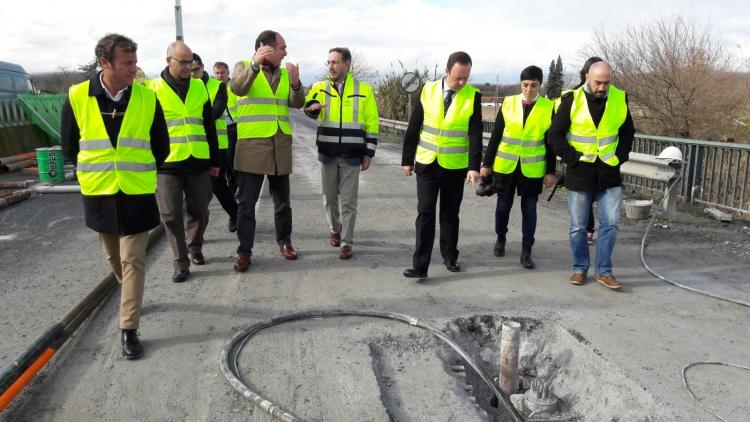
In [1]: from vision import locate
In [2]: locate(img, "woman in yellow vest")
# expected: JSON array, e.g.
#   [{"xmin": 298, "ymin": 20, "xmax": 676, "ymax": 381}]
[{"xmin": 480, "ymin": 66, "xmax": 556, "ymax": 269}]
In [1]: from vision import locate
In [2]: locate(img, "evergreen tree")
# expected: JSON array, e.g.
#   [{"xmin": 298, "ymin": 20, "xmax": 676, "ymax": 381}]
[{"xmin": 545, "ymin": 55, "xmax": 564, "ymax": 99}]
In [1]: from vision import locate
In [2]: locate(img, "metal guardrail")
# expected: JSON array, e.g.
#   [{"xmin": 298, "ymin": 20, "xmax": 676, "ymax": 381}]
[
  {"xmin": 629, "ymin": 134, "xmax": 750, "ymax": 216},
  {"xmin": 380, "ymin": 118, "xmax": 750, "ymax": 216}
]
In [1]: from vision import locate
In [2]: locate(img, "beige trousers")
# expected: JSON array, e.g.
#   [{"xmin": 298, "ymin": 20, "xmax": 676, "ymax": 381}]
[{"xmin": 98, "ymin": 231, "xmax": 149, "ymax": 330}]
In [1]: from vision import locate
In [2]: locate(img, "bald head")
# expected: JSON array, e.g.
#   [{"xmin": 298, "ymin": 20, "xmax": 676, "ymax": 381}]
[
  {"xmin": 586, "ymin": 61, "xmax": 613, "ymax": 99},
  {"xmin": 166, "ymin": 41, "xmax": 194, "ymax": 81}
]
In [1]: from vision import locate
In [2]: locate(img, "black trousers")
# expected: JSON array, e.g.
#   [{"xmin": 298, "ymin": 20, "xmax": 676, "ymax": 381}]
[
  {"xmin": 227, "ymin": 124, "xmax": 238, "ymax": 195},
  {"xmin": 235, "ymin": 171, "xmax": 292, "ymax": 256},
  {"xmin": 413, "ymin": 162, "xmax": 466, "ymax": 272},
  {"xmin": 210, "ymin": 149, "xmax": 238, "ymax": 223}
]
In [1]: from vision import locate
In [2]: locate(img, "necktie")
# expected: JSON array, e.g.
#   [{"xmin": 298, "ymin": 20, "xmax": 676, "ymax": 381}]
[{"xmin": 444, "ymin": 90, "xmax": 454, "ymax": 116}]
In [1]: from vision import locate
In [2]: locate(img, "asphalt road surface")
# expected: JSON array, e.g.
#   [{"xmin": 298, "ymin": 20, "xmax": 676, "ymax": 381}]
[{"xmin": 1, "ymin": 109, "xmax": 749, "ymax": 421}]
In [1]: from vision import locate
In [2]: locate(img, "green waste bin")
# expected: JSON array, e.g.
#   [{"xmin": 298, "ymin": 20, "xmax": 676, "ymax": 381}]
[{"xmin": 36, "ymin": 146, "xmax": 65, "ymax": 182}]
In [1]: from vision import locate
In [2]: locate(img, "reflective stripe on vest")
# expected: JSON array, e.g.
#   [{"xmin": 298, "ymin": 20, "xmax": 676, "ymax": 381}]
[
  {"xmin": 415, "ymin": 79, "xmax": 477, "ymax": 169},
  {"xmin": 236, "ymin": 63, "xmax": 292, "ymax": 139},
  {"xmin": 69, "ymin": 81, "xmax": 156, "ymax": 195},
  {"xmin": 493, "ymin": 95, "xmax": 552, "ymax": 177},
  {"xmin": 205, "ymin": 78, "xmax": 228, "ymax": 149},
  {"xmin": 567, "ymin": 85, "xmax": 627, "ymax": 166},
  {"xmin": 150, "ymin": 77, "xmax": 210, "ymax": 162}
]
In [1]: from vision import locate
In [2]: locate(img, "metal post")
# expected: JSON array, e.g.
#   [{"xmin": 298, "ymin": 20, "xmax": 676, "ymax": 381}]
[
  {"xmin": 407, "ymin": 94, "xmax": 412, "ymax": 122},
  {"xmin": 174, "ymin": 0, "xmax": 184, "ymax": 41},
  {"xmin": 499, "ymin": 320, "xmax": 520, "ymax": 395}
]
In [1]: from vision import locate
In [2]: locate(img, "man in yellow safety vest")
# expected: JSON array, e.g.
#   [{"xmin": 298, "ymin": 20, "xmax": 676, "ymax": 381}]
[
  {"xmin": 304, "ymin": 47, "xmax": 379, "ymax": 260},
  {"xmin": 548, "ymin": 60, "xmax": 635, "ymax": 290},
  {"xmin": 230, "ymin": 30, "xmax": 305, "ymax": 272},
  {"xmin": 191, "ymin": 54, "xmax": 238, "ymax": 234},
  {"xmin": 150, "ymin": 41, "xmax": 220, "ymax": 283},
  {"xmin": 401, "ymin": 51, "xmax": 483, "ymax": 280},
  {"xmin": 61, "ymin": 34, "xmax": 170, "ymax": 359}
]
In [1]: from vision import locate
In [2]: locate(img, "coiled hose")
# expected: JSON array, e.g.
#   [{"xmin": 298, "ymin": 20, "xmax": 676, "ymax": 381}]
[{"xmin": 220, "ymin": 309, "xmax": 523, "ymax": 422}]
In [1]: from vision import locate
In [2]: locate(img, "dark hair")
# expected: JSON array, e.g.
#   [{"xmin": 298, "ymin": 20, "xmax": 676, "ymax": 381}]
[
  {"xmin": 576, "ymin": 56, "xmax": 603, "ymax": 88},
  {"xmin": 328, "ymin": 47, "xmax": 352, "ymax": 62},
  {"xmin": 213, "ymin": 61, "xmax": 229, "ymax": 70},
  {"xmin": 446, "ymin": 51, "xmax": 472, "ymax": 71},
  {"xmin": 192, "ymin": 53, "xmax": 203, "ymax": 66},
  {"xmin": 255, "ymin": 30, "xmax": 280, "ymax": 51},
  {"xmin": 520, "ymin": 65, "xmax": 543, "ymax": 83},
  {"xmin": 95, "ymin": 33, "xmax": 137, "ymax": 63}
]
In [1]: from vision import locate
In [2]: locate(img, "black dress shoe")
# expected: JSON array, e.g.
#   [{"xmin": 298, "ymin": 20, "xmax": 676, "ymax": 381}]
[
  {"xmin": 172, "ymin": 269, "xmax": 190, "ymax": 282},
  {"xmin": 493, "ymin": 239, "xmax": 506, "ymax": 257},
  {"xmin": 443, "ymin": 259, "xmax": 460, "ymax": 272},
  {"xmin": 520, "ymin": 249, "xmax": 535, "ymax": 269},
  {"xmin": 121, "ymin": 329, "xmax": 143, "ymax": 360},
  {"xmin": 403, "ymin": 268, "xmax": 428, "ymax": 279},
  {"xmin": 227, "ymin": 220, "xmax": 237, "ymax": 233},
  {"xmin": 190, "ymin": 252, "xmax": 205, "ymax": 265}
]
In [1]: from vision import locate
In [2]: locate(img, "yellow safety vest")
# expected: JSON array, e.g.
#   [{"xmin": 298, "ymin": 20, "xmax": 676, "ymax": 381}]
[
  {"xmin": 568, "ymin": 85, "xmax": 626, "ymax": 166},
  {"xmin": 227, "ymin": 88, "xmax": 237, "ymax": 121},
  {"xmin": 305, "ymin": 72, "xmax": 379, "ymax": 156},
  {"xmin": 493, "ymin": 95, "xmax": 553, "ymax": 177},
  {"xmin": 235, "ymin": 62, "xmax": 292, "ymax": 139},
  {"xmin": 69, "ymin": 81, "xmax": 156, "ymax": 196},
  {"xmin": 205, "ymin": 78, "xmax": 228, "ymax": 149},
  {"xmin": 416, "ymin": 80, "xmax": 477, "ymax": 169},
  {"xmin": 149, "ymin": 77, "xmax": 210, "ymax": 162}
]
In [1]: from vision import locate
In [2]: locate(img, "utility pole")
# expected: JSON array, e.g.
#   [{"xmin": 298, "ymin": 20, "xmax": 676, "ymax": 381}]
[
  {"xmin": 174, "ymin": 0, "xmax": 184, "ymax": 41},
  {"xmin": 493, "ymin": 73, "xmax": 500, "ymax": 116}
]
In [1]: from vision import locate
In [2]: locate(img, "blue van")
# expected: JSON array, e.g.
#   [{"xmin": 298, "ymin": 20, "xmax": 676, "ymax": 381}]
[{"xmin": 0, "ymin": 61, "xmax": 33, "ymax": 99}]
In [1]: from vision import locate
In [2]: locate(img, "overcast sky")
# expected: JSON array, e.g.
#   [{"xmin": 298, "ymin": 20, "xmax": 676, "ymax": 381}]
[{"xmin": 2, "ymin": 0, "xmax": 749, "ymax": 84}]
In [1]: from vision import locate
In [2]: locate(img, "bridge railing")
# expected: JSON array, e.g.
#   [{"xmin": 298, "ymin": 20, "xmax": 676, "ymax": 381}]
[{"xmin": 380, "ymin": 118, "xmax": 750, "ymax": 216}]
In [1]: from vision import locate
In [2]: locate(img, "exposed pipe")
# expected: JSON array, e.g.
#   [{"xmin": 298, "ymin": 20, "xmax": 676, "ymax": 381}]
[
  {"xmin": 499, "ymin": 320, "xmax": 520, "ymax": 395},
  {"xmin": 220, "ymin": 310, "xmax": 524, "ymax": 422},
  {"xmin": 0, "ymin": 191, "xmax": 32, "ymax": 209},
  {"xmin": 0, "ymin": 181, "xmax": 29, "ymax": 189},
  {"xmin": 1, "ymin": 159, "xmax": 35, "ymax": 173},
  {"xmin": 0, "ymin": 225, "xmax": 165, "ymax": 411},
  {"xmin": 31, "ymin": 185, "xmax": 80, "ymax": 194},
  {"xmin": 0, "ymin": 152, "xmax": 35, "ymax": 166}
]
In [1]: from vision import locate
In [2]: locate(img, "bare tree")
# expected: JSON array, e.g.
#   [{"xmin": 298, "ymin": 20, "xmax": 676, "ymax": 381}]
[
  {"xmin": 583, "ymin": 14, "xmax": 750, "ymax": 140},
  {"xmin": 349, "ymin": 50, "xmax": 379, "ymax": 83}
]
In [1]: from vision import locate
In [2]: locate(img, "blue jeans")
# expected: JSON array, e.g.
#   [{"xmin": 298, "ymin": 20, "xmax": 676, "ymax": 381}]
[
  {"xmin": 567, "ymin": 187, "xmax": 622, "ymax": 275},
  {"xmin": 495, "ymin": 193, "xmax": 537, "ymax": 250}
]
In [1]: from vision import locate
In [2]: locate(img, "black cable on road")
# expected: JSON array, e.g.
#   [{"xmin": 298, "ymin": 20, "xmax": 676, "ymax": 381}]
[{"xmin": 220, "ymin": 309, "xmax": 524, "ymax": 422}]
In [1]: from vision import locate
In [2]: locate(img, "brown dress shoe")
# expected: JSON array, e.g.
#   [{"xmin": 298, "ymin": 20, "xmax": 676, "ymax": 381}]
[
  {"xmin": 339, "ymin": 245, "xmax": 353, "ymax": 260},
  {"xmin": 329, "ymin": 232, "xmax": 341, "ymax": 247},
  {"xmin": 569, "ymin": 272, "xmax": 587, "ymax": 285},
  {"xmin": 280, "ymin": 244, "xmax": 298, "ymax": 260},
  {"xmin": 595, "ymin": 274, "xmax": 622, "ymax": 290},
  {"xmin": 234, "ymin": 255, "xmax": 251, "ymax": 272}
]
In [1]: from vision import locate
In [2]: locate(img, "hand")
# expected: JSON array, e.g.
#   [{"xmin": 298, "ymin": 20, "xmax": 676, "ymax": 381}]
[
  {"xmin": 402, "ymin": 165, "xmax": 413, "ymax": 176},
  {"xmin": 480, "ymin": 167, "xmax": 492, "ymax": 178},
  {"xmin": 361, "ymin": 155, "xmax": 371, "ymax": 171},
  {"xmin": 251, "ymin": 42, "xmax": 274, "ymax": 67},
  {"xmin": 305, "ymin": 102, "xmax": 327, "ymax": 112},
  {"xmin": 543, "ymin": 174, "xmax": 556, "ymax": 189},
  {"xmin": 286, "ymin": 62, "xmax": 300, "ymax": 86},
  {"xmin": 210, "ymin": 167, "xmax": 220, "ymax": 177},
  {"xmin": 466, "ymin": 170, "xmax": 480, "ymax": 184}
]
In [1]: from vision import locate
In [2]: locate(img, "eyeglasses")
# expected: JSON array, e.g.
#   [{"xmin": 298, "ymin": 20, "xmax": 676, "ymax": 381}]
[
  {"xmin": 169, "ymin": 57, "xmax": 194, "ymax": 67},
  {"xmin": 326, "ymin": 60, "xmax": 343, "ymax": 66}
]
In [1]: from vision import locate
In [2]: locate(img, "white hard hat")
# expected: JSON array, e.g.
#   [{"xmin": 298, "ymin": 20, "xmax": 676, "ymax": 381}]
[{"xmin": 658, "ymin": 146, "xmax": 683, "ymax": 162}]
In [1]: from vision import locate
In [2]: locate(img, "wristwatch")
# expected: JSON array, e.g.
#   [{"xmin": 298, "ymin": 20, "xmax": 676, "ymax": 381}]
[{"xmin": 249, "ymin": 59, "xmax": 260, "ymax": 73}]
